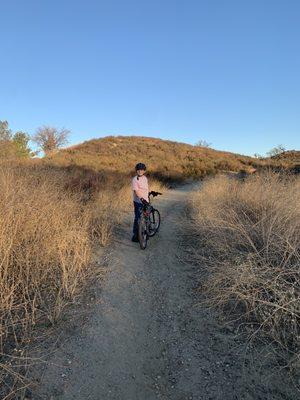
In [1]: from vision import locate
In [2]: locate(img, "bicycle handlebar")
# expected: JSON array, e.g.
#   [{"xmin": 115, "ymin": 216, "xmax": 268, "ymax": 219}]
[
  {"xmin": 149, "ymin": 191, "xmax": 162, "ymax": 197},
  {"xmin": 140, "ymin": 191, "xmax": 162, "ymax": 205}
]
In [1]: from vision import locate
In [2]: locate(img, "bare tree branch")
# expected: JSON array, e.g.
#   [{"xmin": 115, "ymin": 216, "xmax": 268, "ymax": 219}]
[
  {"xmin": 32, "ymin": 126, "xmax": 70, "ymax": 155},
  {"xmin": 195, "ymin": 139, "xmax": 212, "ymax": 148}
]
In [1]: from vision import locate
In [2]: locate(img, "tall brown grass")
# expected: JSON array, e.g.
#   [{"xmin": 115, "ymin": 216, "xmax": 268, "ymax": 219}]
[
  {"xmin": 188, "ymin": 172, "xmax": 300, "ymax": 368},
  {"xmin": 0, "ymin": 161, "xmax": 164, "ymax": 397},
  {"xmin": 0, "ymin": 166, "xmax": 91, "ymax": 346}
]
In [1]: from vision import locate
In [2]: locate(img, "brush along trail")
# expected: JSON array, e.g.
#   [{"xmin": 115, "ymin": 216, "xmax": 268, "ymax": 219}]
[{"xmin": 34, "ymin": 183, "xmax": 295, "ymax": 400}]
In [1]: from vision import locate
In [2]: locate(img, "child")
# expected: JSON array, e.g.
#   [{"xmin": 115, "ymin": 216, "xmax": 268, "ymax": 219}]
[{"xmin": 131, "ymin": 163, "xmax": 149, "ymax": 242}]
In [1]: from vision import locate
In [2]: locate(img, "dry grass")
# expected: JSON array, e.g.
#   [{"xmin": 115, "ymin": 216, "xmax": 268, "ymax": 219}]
[
  {"xmin": 0, "ymin": 165, "xmax": 91, "ymax": 346},
  {"xmin": 48, "ymin": 135, "xmax": 264, "ymax": 180},
  {"xmin": 188, "ymin": 172, "xmax": 300, "ymax": 368},
  {"xmin": 0, "ymin": 164, "xmax": 93, "ymax": 396},
  {"xmin": 0, "ymin": 160, "xmax": 164, "ymax": 397}
]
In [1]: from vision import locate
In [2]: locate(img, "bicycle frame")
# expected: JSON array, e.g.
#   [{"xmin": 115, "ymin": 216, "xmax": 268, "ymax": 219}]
[{"xmin": 138, "ymin": 192, "xmax": 162, "ymax": 249}]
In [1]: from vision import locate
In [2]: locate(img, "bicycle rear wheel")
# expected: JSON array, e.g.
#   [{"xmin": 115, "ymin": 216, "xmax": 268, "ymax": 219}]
[
  {"xmin": 148, "ymin": 209, "xmax": 161, "ymax": 237},
  {"xmin": 138, "ymin": 216, "xmax": 148, "ymax": 249}
]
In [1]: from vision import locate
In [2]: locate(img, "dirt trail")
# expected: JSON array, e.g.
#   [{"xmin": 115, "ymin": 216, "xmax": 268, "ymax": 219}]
[{"xmin": 33, "ymin": 183, "xmax": 296, "ymax": 400}]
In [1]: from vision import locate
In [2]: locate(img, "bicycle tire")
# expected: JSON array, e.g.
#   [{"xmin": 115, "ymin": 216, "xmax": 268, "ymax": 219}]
[
  {"xmin": 148, "ymin": 209, "xmax": 161, "ymax": 237},
  {"xmin": 138, "ymin": 216, "xmax": 148, "ymax": 249}
]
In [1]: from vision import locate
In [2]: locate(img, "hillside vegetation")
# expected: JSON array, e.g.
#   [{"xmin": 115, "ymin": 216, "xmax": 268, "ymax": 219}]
[
  {"xmin": 269, "ymin": 150, "xmax": 300, "ymax": 173},
  {"xmin": 271, "ymin": 150, "xmax": 300, "ymax": 164},
  {"xmin": 47, "ymin": 136, "xmax": 262, "ymax": 181},
  {"xmin": 187, "ymin": 172, "xmax": 300, "ymax": 373}
]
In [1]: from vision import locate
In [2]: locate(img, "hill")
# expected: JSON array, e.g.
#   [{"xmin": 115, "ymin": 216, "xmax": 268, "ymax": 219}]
[
  {"xmin": 271, "ymin": 150, "xmax": 300, "ymax": 163},
  {"xmin": 270, "ymin": 150, "xmax": 300, "ymax": 173},
  {"xmin": 46, "ymin": 136, "xmax": 259, "ymax": 182}
]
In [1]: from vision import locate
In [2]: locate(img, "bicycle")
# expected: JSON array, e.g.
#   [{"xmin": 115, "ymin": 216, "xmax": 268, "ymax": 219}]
[{"xmin": 138, "ymin": 191, "xmax": 162, "ymax": 250}]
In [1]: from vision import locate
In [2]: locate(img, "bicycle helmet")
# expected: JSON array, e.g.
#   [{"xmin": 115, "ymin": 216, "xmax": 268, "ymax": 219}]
[{"xmin": 135, "ymin": 162, "xmax": 146, "ymax": 171}]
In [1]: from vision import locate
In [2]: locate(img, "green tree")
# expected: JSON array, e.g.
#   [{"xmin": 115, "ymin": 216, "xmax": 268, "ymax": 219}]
[
  {"xmin": 12, "ymin": 131, "xmax": 34, "ymax": 158},
  {"xmin": 0, "ymin": 120, "xmax": 14, "ymax": 158},
  {"xmin": 0, "ymin": 120, "xmax": 33, "ymax": 159}
]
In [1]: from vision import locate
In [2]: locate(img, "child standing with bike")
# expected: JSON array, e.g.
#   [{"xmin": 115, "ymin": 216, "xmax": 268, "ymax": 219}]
[{"xmin": 131, "ymin": 163, "xmax": 149, "ymax": 242}]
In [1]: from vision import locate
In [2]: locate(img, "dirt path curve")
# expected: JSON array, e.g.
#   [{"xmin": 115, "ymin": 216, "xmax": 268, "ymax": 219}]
[{"xmin": 34, "ymin": 183, "xmax": 294, "ymax": 400}]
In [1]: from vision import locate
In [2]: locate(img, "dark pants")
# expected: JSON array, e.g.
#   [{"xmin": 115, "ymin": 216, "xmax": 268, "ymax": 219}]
[{"xmin": 132, "ymin": 201, "xmax": 143, "ymax": 237}]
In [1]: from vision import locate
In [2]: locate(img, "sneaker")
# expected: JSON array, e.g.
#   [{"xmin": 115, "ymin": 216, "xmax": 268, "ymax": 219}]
[{"xmin": 131, "ymin": 235, "xmax": 139, "ymax": 242}]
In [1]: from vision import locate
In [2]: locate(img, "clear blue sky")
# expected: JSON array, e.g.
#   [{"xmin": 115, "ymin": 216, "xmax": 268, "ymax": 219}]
[{"xmin": 1, "ymin": 0, "xmax": 299, "ymax": 156}]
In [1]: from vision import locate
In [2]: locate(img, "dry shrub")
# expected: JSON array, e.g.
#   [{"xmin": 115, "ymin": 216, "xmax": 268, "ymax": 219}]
[
  {"xmin": 189, "ymin": 172, "xmax": 300, "ymax": 366},
  {"xmin": 0, "ymin": 163, "xmax": 136, "ymax": 348},
  {"xmin": 0, "ymin": 165, "xmax": 94, "ymax": 396},
  {"xmin": 49, "ymin": 135, "xmax": 267, "ymax": 180},
  {"xmin": 89, "ymin": 189, "xmax": 125, "ymax": 247},
  {"xmin": 0, "ymin": 158, "xmax": 166, "ymax": 396},
  {"xmin": 0, "ymin": 166, "xmax": 92, "ymax": 349}
]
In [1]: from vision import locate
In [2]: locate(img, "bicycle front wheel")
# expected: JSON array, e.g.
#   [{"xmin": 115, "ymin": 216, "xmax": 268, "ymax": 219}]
[
  {"xmin": 148, "ymin": 209, "xmax": 161, "ymax": 237},
  {"xmin": 138, "ymin": 216, "xmax": 148, "ymax": 249}
]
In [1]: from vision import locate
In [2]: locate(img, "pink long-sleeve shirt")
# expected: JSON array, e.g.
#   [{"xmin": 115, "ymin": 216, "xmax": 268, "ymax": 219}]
[{"xmin": 132, "ymin": 175, "xmax": 149, "ymax": 204}]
